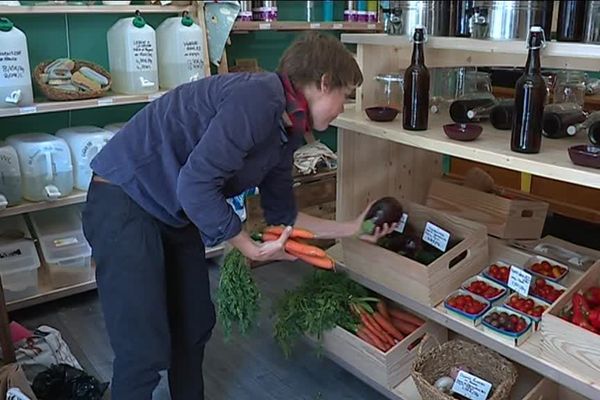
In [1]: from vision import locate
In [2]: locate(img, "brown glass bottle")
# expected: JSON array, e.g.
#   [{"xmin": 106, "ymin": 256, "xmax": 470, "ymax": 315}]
[
  {"xmin": 511, "ymin": 26, "xmax": 546, "ymax": 154},
  {"xmin": 542, "ymin": 109, "xmax": 587, "ymax": 138},
  {"xmin": 557, "ymin": 0, "xmax": 585, "ymax": 42},
  {"xmin": 490, "ymin": 100, "xmax": 514, "ymax": 130},
  {"xmin": 449, "ymin": 98, "xmax": 497, "ymax": 123},
  {"xmin": 403, "ymin": 26, "xmax": 430, "ymax": 131}
]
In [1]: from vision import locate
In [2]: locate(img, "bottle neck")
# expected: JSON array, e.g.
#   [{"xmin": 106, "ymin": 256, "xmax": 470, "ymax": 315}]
[
  {"xmin": 525, "ymin": 47, "xmax": 541, "ymax": 75},
  {"xmin": 412, "ymin": 41, "xmax": 424, "ymax": 65}
]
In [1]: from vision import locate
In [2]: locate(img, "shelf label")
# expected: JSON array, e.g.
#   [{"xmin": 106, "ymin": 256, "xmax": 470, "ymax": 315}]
[
  {"xmin": 19, "ymin": 106, "xmax": 37, "ymax": 115},
  {"xmin": 310, "ymin": 23, "xmax": 321, "ymax": 29},
  {"xmin": 367, "ymin": 24, "xmax": 377, "ymax": 29},
  {"xmin": 54, "ymin": 237, "xmax": 79, "ymax": 248},
  {"xmin": 394, "ymin": 213, "xmax": 409, "ymax": 234},
  {"xmin": 452, "ymin": 371, "xmax": 492, "ymax": 400},
  {"xmin": 147, "ymin": 93, "xmax": 163, "ymax": 101},
  {"xmin": 259, "ymin": 23, "xmax": 271, "ymax": 30},
  {"xmin": 97, "ymin": 98, "xmax": 113, "ymax": 106},
  {"xmin": 422, "ymin": 222, "xmax": 450, "ymax": 252},
  {"xmin": 333, "ymin": 23, "xmax": 343, "ymax": 29},
  {"xmin": 508, "ymin": 265, "xmax": 532, "ymax": 297}
]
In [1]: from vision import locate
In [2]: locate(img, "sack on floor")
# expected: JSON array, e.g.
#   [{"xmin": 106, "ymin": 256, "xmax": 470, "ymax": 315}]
[
  {"xmin": 0, "ymin": 364, "xmax": 37, "ymax": 400},
  {"xmin": 31, "ymin": 364, "xmax": 108, "ymax": 400},
  {"xmin": 13, "ymin": 326, "xmax": 82, "ymax": 383}
]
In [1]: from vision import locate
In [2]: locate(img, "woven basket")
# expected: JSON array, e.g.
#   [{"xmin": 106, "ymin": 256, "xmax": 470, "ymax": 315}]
[
  {"xmin": 411, "ymin": 339, "xmax": 518, "ymax": 400},
  {"xmin": 33, "ymin": 60, "xmax": 111, "ymax": 101}
]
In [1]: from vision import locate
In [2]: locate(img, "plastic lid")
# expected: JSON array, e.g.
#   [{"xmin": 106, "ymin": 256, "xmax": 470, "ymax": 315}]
[
  {"xmin": 132, "ymin": 13, "xmax": 146, "ymax": 28},
  {"xmin": 566, "ymin": 125, "xmax": 577, "ymax": 136},
  {"xmin": 530, "ymin": 26, "xmax": 543, "ymax": 33},
  {"xmin": 181, "ymin": 12, "xmax": 194, "ymax": 27},
  {"xmin": 0, "ymin": 17, "xmax": 14, "ymax": 32}
]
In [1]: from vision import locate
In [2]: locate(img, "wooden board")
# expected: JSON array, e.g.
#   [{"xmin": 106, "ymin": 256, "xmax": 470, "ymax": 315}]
[
  {"xmin": 232, "ymin": 21, "xmax": 382, "ymax": 33},
  {"xmin": 0, "ymin": 191, "xmax": 87, "ymax": 218},
  {"xmin": 333, "ymin": 107, "xmax": 600, "ymax": 190},
  {"xmin": 0, "ymin": 4, "xmax": 191, "ymax": 14},
  {"xmin": 522, "ymin": 378, "xmax": 588, "ymax": 400}
]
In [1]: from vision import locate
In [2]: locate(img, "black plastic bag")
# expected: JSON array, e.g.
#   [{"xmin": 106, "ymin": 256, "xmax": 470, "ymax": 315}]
[{"xmin": 32, "ymin": 364, "xmax": 108, "ymax": 400}]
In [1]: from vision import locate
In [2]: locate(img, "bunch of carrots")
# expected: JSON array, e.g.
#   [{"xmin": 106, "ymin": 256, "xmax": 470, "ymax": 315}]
[
  {"xmin": 351, "ymin": 300, "xmax": 425, "ymax": 352},
  {"xmin": 260, "ymin": 225, "xmax": 335, "ymax": 270}
]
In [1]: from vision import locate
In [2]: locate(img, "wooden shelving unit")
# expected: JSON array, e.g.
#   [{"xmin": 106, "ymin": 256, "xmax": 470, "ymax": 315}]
[
  {"xmin": 0, "ymin": 191, "xmax": 87, "ymax": 218},
  {"xmin": 0, "ymin": 4, "xmax": 191, "ymax": 14},
  {"xmin": 233, "ymin": 21, "xmax": 382, "ymax": 33}
]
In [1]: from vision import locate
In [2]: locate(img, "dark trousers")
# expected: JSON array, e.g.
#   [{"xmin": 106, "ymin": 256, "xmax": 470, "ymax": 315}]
[{"xmin": 82, "ymin": 180, "xmax": 216, "ymax": 400}]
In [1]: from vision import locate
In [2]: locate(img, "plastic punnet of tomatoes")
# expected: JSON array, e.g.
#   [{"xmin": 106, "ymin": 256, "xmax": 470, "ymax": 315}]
[
  {"xmin": 525, "ymin": 256, "xmax": 569, "ymax": 282},
  {"xmin": 504, "ymin": 293, "xmax": 548, "ymax": 329},
  {"xmin": 461, "ymin": 274, "xmax": 508, "ymax": 303},
  {"xmin": 483, "ymin": 262, "xmax": 512, "ymax": 286},
  {"xmin": 482, "ymin": 306, "xmax": 533, "ymax": 346},
  {"xmin": 529, "ymin": 277, "xmax": 567, "ymax": 305},
  {"xmin": 443, "ymin": 289, "xmax": 491, "ymax": 326}
]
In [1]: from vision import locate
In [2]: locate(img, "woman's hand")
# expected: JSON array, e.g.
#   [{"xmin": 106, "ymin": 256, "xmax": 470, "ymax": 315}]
[
  {"xmin": 229, "ymin": 227, "xmax": 296, "ymax": 262},
  {"xmin": 354, "ymin": 201, "xmax": 398, "ymax": 244}
]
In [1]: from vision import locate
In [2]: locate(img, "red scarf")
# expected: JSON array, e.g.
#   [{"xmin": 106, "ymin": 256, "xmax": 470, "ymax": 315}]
[{"xmin": 278, "ymin": 73, "xmax": 311, "ymax": 136}]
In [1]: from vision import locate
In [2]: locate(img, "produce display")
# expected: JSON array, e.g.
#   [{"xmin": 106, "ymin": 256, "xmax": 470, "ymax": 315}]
[
  {"xmin": 530, "ymin": 278, "xmax": 566, "ymax": 304},
  {"xmin": 360, "ymin": 196, "xmax": 403, "ymax": 235},
  {"xmin": 558, "ymin": 287, "xmax": 600, "ymax": 334},
  {"xmin": 485, "ymin": 263, "xmax": 511, "ymax": 284},
  {"xmin": 463, "ymin": 277, "xmax": 506, "ymax": 300},
  {"xmin": 445, "ymin": 293, "xmax": 488, "ymax": 316},
  {"xmin": 527, "ymin": 259, "xmax": 568, "ymax": 280},
  {"xmin": 432, "ymin": 365, "xmax": 495, "ymax": 399},
  {"xmin": 505, "ymin": 294, "xmax": 547, "ymax": 319},
  {"xmin": 483, "ymin": 310, "xmax": 529, "ymax": 335}
]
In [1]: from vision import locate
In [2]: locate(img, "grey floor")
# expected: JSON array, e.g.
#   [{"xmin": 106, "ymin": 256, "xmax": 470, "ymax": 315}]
[{"xmin": 12, "ymin": 260, "xmax": 388, "ymax": 400}]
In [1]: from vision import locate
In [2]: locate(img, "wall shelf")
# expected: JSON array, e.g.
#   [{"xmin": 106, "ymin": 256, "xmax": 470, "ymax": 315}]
[
  {"xmin": 0, "ymin": 4, "xmax": 191, "ymax": 15},
  {"xmin": 233, "ymin": 21, "xmax": 382, "ymax": 33}
]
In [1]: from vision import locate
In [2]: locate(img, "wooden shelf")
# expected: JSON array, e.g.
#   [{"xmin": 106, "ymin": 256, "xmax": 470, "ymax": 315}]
[
  {"xmin": 233, "ymin": 21, "xmax": 382, "ymax": 32},
  {"xmin": 0, "ymin": 190, "xmax": 87, "ymax": 218},
  {"xmin": 332, "ymin": 106, "xmax": 600, "ymax": 190},
  {"xmin": 0, "ymin": 4, "xmax": 191, "ymax": 14},
  {"xmin": 326, "ymin": 243, "xmax": 600, "ymax": 400},
  {"xmin": 0, "ymin": 91, "xmax": 167, "ymax": 118}
]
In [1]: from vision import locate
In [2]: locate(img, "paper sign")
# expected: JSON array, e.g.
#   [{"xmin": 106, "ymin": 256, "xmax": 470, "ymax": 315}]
[
  {"xmin": 508, "ymin": 265, "xmax": 532, "ymax": 297},
  {"xmin": 333, "ymin": 23, "xmax": 343, "ymax": 29},
  {"xmin": 394, "ymin": 213, "xmax": 409, "ymax": 234},
  {"xmin": 367, "ymin": 24, "xmax": 377, "ymax": 29},
  {"xmin": 19, "ymin": 106, "xmax": 37, "ymax": 115},
  {"xmin": 422, "ymin": 222, "xmax": 450, "ymax": 252},
  {"xmin": 310, "ymin": 23, "xmax": 321, "ymax": 29},
  {"xmin": 451, "ymin": 370, "xmax": 493, "ymax": 400},
  {"xmin": 54, "ymin": 237, "xmax": 78, "ymax": 248},
  {"xmin": 259, "ymin": 23, "xmax": 271, "ymax": 30},
  {"xmin": 97, "ymin": 98, "xmax": 113, "ymax": 106}
]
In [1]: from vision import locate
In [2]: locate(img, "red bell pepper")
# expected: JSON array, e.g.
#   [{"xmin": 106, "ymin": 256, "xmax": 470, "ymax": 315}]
[
  {"xmin": 584, "ymin": 287, "xmax": 600, "ymax": 308},
  {"xmin": 573, "ymin": 293, "xmax": 591, "ymax": 317}
]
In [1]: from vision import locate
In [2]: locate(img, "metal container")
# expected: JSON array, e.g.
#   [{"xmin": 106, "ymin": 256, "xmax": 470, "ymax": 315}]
[
  {"xmin": 487, "ymin": 1, "xmax": 520, "ymax": 40},
  {"xmin": 517, "ymin": 1, "xmax": 554, "ymax": 39},
  {"xmin": 583, "ymin": 1, "xmax": 600, "ymax": 43},
  {"xmin": 398, "ymin": 1, "xmax": 451, "ymax": 37},
  {"xmin": 238, "ymin": 1, "xmax": 253, "ymax": 21}
]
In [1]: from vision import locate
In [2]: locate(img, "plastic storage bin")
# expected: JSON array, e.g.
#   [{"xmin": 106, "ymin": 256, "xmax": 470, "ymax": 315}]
[
  {"xmin": 6, "ymin": 133, "xmax": 73, "ymax": 202},
  {"xmin": 55, "ymin": 126, "xmax": 114, "ymax": 191},
  {"xmin": 107, "ymin": 13, "xmax": 158, "ymax": 94},
  {"xmin": 28, "ymin": 205, "xmax": 92, "ymax": 289},
  {"xmin": 0, "ymin": 216, "xmax": 41, "ymax": 302},
  {"xmin": 0, "ymin": 143, "xmax": 22, "ymax": 207},
  {"xmin": 157, "ymin": 14, "xmax": 205, "ymax": 89},
  {"xmin": 0, "ymin": 18, "xmax": 34, "ymax": 108}
]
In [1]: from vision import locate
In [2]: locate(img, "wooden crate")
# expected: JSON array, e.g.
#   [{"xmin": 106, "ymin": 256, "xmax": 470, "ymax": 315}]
[
  {"xmin": 522, "ymin": 378, "xmax": 588, "ymax": 400},
  {"xmin": 318, "ymin": 318, "xmax": 448, "ymax": 390},
  {"xmin": 341, "ymin": 202, "xmax": 488, "ymax": 306},
  {"xmin": 426, "ymin": 178, "xmax": 549, "ymax": 240},
  {"xmin": 540, "ymin": 260, "xmax": 600, "ymax": 378}
]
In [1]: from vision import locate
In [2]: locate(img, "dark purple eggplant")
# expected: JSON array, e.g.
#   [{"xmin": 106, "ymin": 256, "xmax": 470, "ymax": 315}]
[{"xmin": 361, "ymin": 197, "xmax": 403, "ymax": 235}]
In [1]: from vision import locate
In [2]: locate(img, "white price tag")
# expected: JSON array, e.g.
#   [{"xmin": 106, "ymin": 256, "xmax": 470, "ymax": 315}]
[
  {"xmin": 451, "ymin": 370, "xmax": 493, "ymax": 400},
  {"xmin": 54, "ymin": 237, "xmax": 78, "ymax": 248},
  {"xmin": 367, "ymin": 24, "xmax": 377, "ymax": 29},
  {"xmin": 422, "ymin": 222, "xmax": 450, "ymax": 252},
  {"xmin": 508, "ymin": 265, "xmax": 532, "ymax": 297},
  {"xmin": 19, "ymin": 106, "xmax": 37, "ymax": 115},
  {"xmin": 147, "ymin": 93, "xmax": 163, "ymax": 101},
  {"xmin": 259, "ymin": 23, "xmax": 271, "ymax": 30},
  {"xmin": 394, "ymin": 213, "xmax": 409, "ymax": 234},
  {"xmin": 333, "ymin": 23, "xmax": 343, "ymax": 29},
  {"xmin": 97, "ymin": 98, "xmax": 113, "ymax": 106},
  {"xmin": 310, "ymin": 23, "xmax": 321, "ymax": 29}
]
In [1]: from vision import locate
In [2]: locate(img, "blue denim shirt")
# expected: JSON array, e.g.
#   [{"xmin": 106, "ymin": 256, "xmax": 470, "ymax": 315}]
[{"xmin": 90, "ymin": 72, "xmax": 303, "ymax": 247}]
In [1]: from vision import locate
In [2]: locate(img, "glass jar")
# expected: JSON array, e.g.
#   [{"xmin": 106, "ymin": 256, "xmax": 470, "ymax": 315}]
[
  {"xmin": 373, "ymin": 74, "xmax": 404, "ymax": 110},
  {"xmin": 554, "ymin": 70, "xmax": 587, "ymax": 106}
]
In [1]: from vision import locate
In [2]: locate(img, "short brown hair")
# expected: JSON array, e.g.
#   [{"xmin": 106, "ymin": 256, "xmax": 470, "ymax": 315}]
[{"xmin": 277, "ymin": 32, "xmax": 363, "ymax": 89}]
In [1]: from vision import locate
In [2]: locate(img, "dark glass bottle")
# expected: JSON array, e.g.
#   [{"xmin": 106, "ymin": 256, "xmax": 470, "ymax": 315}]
[
  {"xmin": 588, "ymin": 121, "xmax": 600, "ymax": 145},
  {"xmin": 490, "ymin": 100, "xmax": 514, "ymax": 130},
  {"xmin": 557, "ymin": 0, "xmax": 585, "ymax": 42},
  {"xmin": 542, "ymin": 105, "xmax": 587, "ymax": 139},
  {"xmin": 449, "ymin": 98, "xmax": 497, "ymax": 123},
  {"xmin": 511, "ymin": 26, "xmax": 546, "ymax": 153},
  {"xmin": 453, "ymin": 0, "xmax": 474, "ymax": 37},
  {"xmin": 403, "ymin": 26, "xmax": 430, "ymax": 131}
]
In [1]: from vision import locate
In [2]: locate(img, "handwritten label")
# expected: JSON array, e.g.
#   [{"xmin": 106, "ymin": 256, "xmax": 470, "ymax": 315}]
[
  {"xmin": 97, "ymin": 98, "xmax": 113, "ymax": 106},
  {"xmin": 0, "ymin": 50, "xmax": 28, "ymax": 83},
  {"xmin": 422, "ymin": 222, "xmax": 450, "ymax": 252},
  {"xmin": 508, "ymin": 266, "xmax": 532, "ymax": 297},
  {"xmin": 333, "ymin": 23, "xmax": 343, "ymax": 29},
  {"xmin": 132, "ymin": 39, "xmax": 155, "ymax": 72},
  {"xmin": 183, "ymin": 40, "xmax": 204, "ymax": 72},
  {"xmin": 19, "ymin": 106, "xmax": 36, "ymax": 115},
  {"xmin": 310, "ymin": 23, "xmax": 321, "ymax": 29},
  {"xmin": 452, "ymin": 371, "xmax": 493, "ymax": 400},
  {"xmin": 395, "ymin": 213, "xmax": 409, "ymax": 234},
  {"xmin": 259, "ymin": 23, "xmax": 271, "ymax": 30}
]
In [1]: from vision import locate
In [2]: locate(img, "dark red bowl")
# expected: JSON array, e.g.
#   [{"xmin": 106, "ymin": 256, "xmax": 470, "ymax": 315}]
[
  {"xmin": 443, "ymin": 123, "xmax": 483, "ymax": 141},
  {"xmin": 365, "ymin": 106, "xmax": 399, "ymax": 122},
  {"xmin": 568, "ymin": 145, "xmax": 600, "ymax": 169}
]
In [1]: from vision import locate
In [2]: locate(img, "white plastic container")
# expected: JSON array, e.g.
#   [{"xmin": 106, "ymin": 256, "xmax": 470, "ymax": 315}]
[
  {"xmin": 107, "ymin": 13, "xmax": 159, "ymax": 94},
  {"xmin": 0, "ymin": 17, "xmax": 34, "ymax": 108},
  {"xmin": 157, "ymin": 14, "xmax": 205, "ymax": 89},
  {"xmin": 28, "ymin": 205, "xmax": 92, "ymax": 289},
  {"xmin": 6, "ymin": 133, "xmax": 73, "ymax": 202},
  {"xmin": 56, "ymin": 126, "xmax": 114, "ymax": 191},
  {"xmin": 0, "ymin": 143, "xmax": 22, "ymax": 207},
  {"xmin": 103, "ymin": 122, "xmax": 126, "ymax": 134},
  {"xmin": 0, "ymin": 216, "xmax": 41, "ymax": 302}
]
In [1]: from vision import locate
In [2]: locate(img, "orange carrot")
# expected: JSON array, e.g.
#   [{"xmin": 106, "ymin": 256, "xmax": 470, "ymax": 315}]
[
  {"xmin": 391, "ymin": 318, "xmax": 419, "ymax": 335},
  {"xmin": 261, "ymin": 233, "xmax": 327, "ymax": 258},
  {"xmin": 376, "ymin": 300, "xmax": 391, "ymax": 321},
  {"xmin": 373, "ymin": 312, "xmax": 405, "ymax": 341},
  {"xmin": 287, "ymin": 249, "xmax": 335, "ymax": 270},
  {"xmin": 358, "ymin": 313, "xmax": 389, "ymax": 345},
  {"xmin": 389, "ymin": 308, "xmax": 425, "ymax": 327},
  {"xmin": 264, "ymin": 225, "xmax": 315, "ymax": 239},
  {"xmin": 357, "ymin": 328, "xmax": 380, "ymax": 349},
  {"xmin": 362, "ymin": 311, "xmax": 395, "ymax": 346},
  {"xmin": 359, "ymin": 325, "xmax": 388, "ymax": 352}
]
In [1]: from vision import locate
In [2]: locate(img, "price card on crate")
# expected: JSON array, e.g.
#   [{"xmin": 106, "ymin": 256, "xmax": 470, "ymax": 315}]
[
  {"xmin": 394, "ymin": 213, "xmax": 409, "ymax": 234},
  {"xmin": 451, "ymin": 370, "xmax": 492, "ymax": 400},
  {"xmin": 508, "ymin": 265, "xmax": 532, "ymax": 297},
  {"xmin": 422, "ymin": 222, "xmax": 450, "ymax": 252}
]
